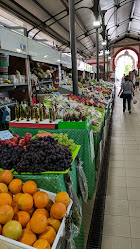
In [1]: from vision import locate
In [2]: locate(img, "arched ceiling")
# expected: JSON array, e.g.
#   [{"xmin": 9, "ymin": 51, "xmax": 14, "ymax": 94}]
[{"xmin": 0, "ymin": 0, "xmax": 140, "ymax": 59}]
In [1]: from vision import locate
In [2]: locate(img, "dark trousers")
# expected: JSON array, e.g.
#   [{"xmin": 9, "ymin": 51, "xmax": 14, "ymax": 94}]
[{"xmin": 123, "ymin": 94, "xmax": 131, "ymax": 111}]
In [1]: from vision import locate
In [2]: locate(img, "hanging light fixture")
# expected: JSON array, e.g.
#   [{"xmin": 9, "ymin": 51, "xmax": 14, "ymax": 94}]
[
  {"xmin": 102, "ymin": 40, "xmax": 107, "ymax": 46},
  {"xmin": 124, "ymin": 50, "xmax": 129, "ymax": 56}
]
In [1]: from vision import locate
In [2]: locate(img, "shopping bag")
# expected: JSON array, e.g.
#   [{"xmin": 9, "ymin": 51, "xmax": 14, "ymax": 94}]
[{"xmin": 133, "ymin": 97, "xmax": 137, "ymax": 104}]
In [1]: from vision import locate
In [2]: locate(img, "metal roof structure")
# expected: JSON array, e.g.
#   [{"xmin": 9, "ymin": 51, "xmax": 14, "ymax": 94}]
[{"xmin": 0, "ymin": 0, "xmax": 140, "ymax": 59}]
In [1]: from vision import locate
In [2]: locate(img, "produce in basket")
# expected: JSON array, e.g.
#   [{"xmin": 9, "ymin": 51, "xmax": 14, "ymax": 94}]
[
  {"xmin": 0, "ymin": 135, "xmax": 73, "ymax": 173},
  {"xmin": 0, "ymin": 170, "xmax": 71, "ymax": 248}
]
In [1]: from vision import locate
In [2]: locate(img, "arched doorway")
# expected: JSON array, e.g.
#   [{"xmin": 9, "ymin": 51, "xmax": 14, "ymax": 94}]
[
  {"xmin": 113, "ymin": 48, "xmax": 139, "ymax": 82},
  {"xmin": 113, "ymin": 46, "xmax": 140, "ymax": 71}
]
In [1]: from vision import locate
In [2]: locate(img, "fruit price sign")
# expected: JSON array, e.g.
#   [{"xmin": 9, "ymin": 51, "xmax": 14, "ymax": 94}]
[{"xmin": 0, "ymin": 130, "xmax": 13, "ymax": 140}]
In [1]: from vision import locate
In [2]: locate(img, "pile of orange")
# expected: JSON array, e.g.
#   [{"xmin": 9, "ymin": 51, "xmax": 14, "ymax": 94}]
[{"xmin": 0, "ymin": 170, "xmax": 71, "ymax": 249}]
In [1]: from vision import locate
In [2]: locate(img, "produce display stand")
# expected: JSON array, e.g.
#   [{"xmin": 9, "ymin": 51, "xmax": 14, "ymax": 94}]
[{"xmin": 9, "ymin": 124, "xmax": 96, "ymax": 200}]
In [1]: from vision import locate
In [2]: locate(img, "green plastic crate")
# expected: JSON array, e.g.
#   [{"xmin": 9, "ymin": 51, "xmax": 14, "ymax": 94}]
[
  {"xmin": 58, "ymin": 119, "xmax": 90, "ymax": 129},
  {"xmin": 0, "ymin": 62, "xmax": 9, "ymax": 67}
]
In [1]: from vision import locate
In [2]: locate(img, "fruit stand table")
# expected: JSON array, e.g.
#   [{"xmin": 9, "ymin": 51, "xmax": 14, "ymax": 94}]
[{"xmin": 10, "ymin": 124, "xmax": 96, "ymax": 200}]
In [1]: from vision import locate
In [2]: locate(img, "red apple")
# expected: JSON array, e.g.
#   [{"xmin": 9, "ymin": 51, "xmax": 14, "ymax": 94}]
[
  {"xmin": 9, "ymin": 141, "xmax": 17, "ymax": 147},
  {"xmin": 5, "ymin": 139, "xmax": 11, "ymax": 144},
  {"xmin": 10, "ymin": 137, "xmax": 18, "ymax": 144},
  {"xmin": 13, "ymin": 134, "xmax": 20, "ymax": 139},
  {"xmin": 19, "ymin": 138, "xmax": 26, "ymax": 146},
  {"xmin": 19, "ymin": 136, "xmax": 24, "ymax": 140},
  {"xmin": 25, "ymin": 133, "xmax": 32, "ymax": 144}
]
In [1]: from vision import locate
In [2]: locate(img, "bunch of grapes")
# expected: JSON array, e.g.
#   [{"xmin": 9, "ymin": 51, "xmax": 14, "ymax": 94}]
[
  {"xmin": 52, "ymin": 133, "xmax": 76, "ymax": 152},
  {"xmin": 14, "ymin": 136, "xmax": 73, "ymax": 174},
  {"xmin": 0, "ymin": 144, "xmax": 24, "ymax": 170}
]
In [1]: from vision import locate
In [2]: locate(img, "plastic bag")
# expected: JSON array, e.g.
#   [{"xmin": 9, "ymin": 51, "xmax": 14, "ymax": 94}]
[
  {"xmin": 64, "ymin": 213, "xmax": 76, "ymax": 249},
  {"xmin": 64, "ymin": 173, "xmax": 82, "ymax": 234},
  {"xmin": 133, "ymin": 97, "xmax": 137, "ymax": 104},
  {"xmin": 76, "ymin": 157, "xmax": 88, "ymax": 203}
]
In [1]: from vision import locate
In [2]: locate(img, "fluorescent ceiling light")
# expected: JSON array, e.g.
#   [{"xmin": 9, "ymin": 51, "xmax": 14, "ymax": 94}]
[
  {"xmin": 93, "ymin": 20, "xmax": 101, "ymax": 28},
  {"xmin": 57, "ymin": 60, "xmax": 61, "ymax": 62},
  {"xmin": 108, "ymin": 56, "xmax": 111, "ymax": 60},
  {"xmin": 102, "ymin": 40, "xmax": 107, "ymax": 46},
  {"xmin": 44, "ymin": 55, "xmax": 48, "ymax": 58},
  {"xmin": 106, "ymin": 50, "xmax": 110, "ymax": 55}
]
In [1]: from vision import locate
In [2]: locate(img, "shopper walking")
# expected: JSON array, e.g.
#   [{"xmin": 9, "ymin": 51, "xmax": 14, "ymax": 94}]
[
  {"xmin": 135, "ymin": 74, "xmax": 140, "ymax": 90},
  {"xmin": 121, "ymin": 73, "xmax": 125, "ymax": 83},
  {"xmin": 130, "ymin": 69, "xmax": 137, "ymax": 90},
  {"xmin": 118, "ymin": 75, "xmax": 135, "ymax": 113}
]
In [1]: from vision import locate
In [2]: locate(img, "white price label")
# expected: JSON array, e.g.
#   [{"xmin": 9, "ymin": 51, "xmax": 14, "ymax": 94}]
[{"xmin": 0, "ymin": 130, "xmax": 13, "ymax": 140}]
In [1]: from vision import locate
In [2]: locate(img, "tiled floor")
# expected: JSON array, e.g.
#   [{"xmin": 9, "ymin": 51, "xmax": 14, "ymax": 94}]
[{"xmin": 102, "ymin": 88, "xmax": 140, "ymax": 249}]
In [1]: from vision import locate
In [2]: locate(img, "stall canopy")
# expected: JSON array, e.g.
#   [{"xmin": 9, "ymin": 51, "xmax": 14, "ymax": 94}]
[{"xmin": 0, "ymin": 0, "xmax": 140, "ymax": 59}]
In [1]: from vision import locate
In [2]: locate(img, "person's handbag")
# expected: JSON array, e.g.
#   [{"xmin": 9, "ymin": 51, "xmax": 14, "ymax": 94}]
[{"xmin": 120, "ymin": 91, "xmax": 124, "ymax": 98}]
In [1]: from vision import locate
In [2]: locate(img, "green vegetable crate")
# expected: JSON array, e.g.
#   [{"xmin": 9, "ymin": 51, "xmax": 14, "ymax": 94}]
[{"xmin": 58, "ymin": 119, "xmax": 91, "ymax": 129}]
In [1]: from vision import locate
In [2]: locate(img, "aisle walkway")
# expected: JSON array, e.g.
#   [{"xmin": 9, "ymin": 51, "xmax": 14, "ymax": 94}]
[{"xmin": 102, "ymin": 89, "xmax": 140, "ymax": 249}]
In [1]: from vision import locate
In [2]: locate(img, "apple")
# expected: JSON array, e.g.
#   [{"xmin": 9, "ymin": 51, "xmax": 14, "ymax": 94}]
[
  {"xmin": 13, "ymin": 134, "xmax": 20, "ymax": 139},
  {"xmin": 19, "ymin": 138, "xmax": 26, "ymax": 146},
  {"xmin": 25, "ymin": 133, "xmax": 32, "ymax": 144},
  {"xmin": 19, "ymin": 136, "xmax": 24, "ymax": 140},
  {"xmin": 9, "ymin": 141, "xmax": 17, "ymax": 147},
  {"xmin": 5, "ymin": 139, "xmax": 11, "ymax": 144},
  {"xmin": 10, "ymin": 137, "xmax": 18, "ymax": 144}
]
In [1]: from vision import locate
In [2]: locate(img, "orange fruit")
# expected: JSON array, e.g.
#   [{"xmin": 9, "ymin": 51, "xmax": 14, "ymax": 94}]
[
  {"xmin": 47, "ymin": 217, "xmax": 61, "ymax": 232},
  {"xmin": 33, "ymin": 208, "xmax": 49, "ymax": 218},
  {"xmin": 39, "ymin": 226, "xmax": 56, "ymax": 245},
  {"xmin": 13, "ymin": 211, "xmax": 30, "ymax": 227},
  {"xmin": 33, "ymin": 191, "xmax": 49, "ymax": 209},
  {"xmin": 55, "ymin": 191, "xmax": 70, "ymax": 207},
  {"xmin": 18, "ymin": 193, "xmax": 33, "ymax": 211},
  {"xmin": 30, "ymin": 213, "xmax": 48, "ymax": 234},
  {"xmin": 22, "ymin": 181, "xmax": 37, "ymax": 196},
  {"xmin": 26, "ymin": 221, "xmax": 31, "ymax": 230},
  {"xmin": 13, "ymin": 193, "xmax": 23, "ymax": 203},
  {"xmin": 0, "ymin": 193, "xmax": 12, "ymax": 206},
  {"xmin": 18, "ymin": 228, "xmax": 37, "ymax": 246},
  {"xmin": 8, "ymin": 191, "xmax": 13, "ymax": 198},
  {"xmin": 33, "ymin": 239, "xmax": 51, "ymax": 249},
  {"xmin": 11, "ymin": 202, "xmax": 19, "ymax": 214},
  {"xmin": 9, "ymin": 179, "xmax": 23, "ymax": 194},
  {"xmin": 0, "ymin": 170, "xmax": 13, "ymax": 185},
  {"xmin": 0, "ymin": 183, "xmax": 8, "ymax": 193},
  {"xmin": 0, "ymin": 205, "xmax": 14, "ymax": 224},
  {"xmin": 50, "ymin": 202, "xmax": 66, "ymax": 219},
  {"xmin": 2, "ymin": 220, "xmax": 22, "ymax": 240},
  {"xmin": 46, "ymin": 199, "xmax": 54, "ymax": 212},
  {"xmin": 28, "ymin": 207, "xmax": 35, "ymax": 216},
  {"xmin": 0, "ymin": 224, "xmax": 2, "ymax": 235}
]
